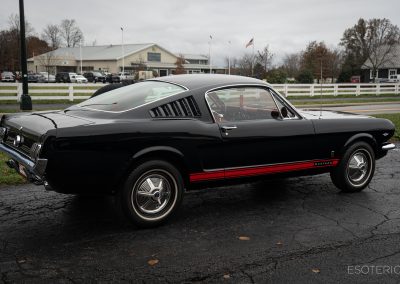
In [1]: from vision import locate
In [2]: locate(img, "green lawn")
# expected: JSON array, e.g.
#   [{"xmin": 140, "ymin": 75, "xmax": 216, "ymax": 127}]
[
  {"xmin": 373, "ymin": 113, "xmax": 400, "ymax": 140},
  {"xmin": 0, "ymin": 152, "xmax": 25, "ymax": 185}
]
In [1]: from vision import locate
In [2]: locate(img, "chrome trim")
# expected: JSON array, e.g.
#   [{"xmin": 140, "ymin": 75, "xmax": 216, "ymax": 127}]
[
  {"xmin": 0, "ymin": 142, "xmax": 47, "ymax": 182},
  {"xmin": 382, "ymin": 143, "xmax": 396, "ymax": 150}
]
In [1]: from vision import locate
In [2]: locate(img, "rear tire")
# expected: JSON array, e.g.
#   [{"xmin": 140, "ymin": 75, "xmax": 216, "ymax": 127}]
[
  {"xmin": 330, "ymin": 142, "xmax": 375, "ymax": 192},
  {"xmin": 118, "ymin": 160, "xmax": 184, "ymax": 228}
]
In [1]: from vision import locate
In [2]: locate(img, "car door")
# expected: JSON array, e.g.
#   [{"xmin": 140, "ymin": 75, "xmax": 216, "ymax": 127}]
[{"xmin": 205, "ymin": 86, "xmax": 317, "ymax": 178}]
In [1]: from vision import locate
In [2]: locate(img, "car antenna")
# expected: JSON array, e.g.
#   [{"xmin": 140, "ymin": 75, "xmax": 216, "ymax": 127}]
[{"xmin": 319, "ymin": 58, "xmax": 323, "ymax": 119}]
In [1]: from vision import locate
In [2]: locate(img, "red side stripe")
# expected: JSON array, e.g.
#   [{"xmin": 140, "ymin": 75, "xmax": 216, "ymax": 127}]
[{"xmin": 189, "ymin": 159, "xmax": 339, "ymax": 182}]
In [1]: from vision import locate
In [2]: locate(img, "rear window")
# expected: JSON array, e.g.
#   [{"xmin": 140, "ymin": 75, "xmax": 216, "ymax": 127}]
[{"xmin": 77, "ymin": 81, "xmax": 186, "ymax": 112}]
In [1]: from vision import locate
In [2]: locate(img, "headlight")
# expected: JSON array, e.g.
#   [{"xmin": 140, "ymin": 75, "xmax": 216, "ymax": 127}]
[{"xmin": 0, "ymin": 127, "xmax": 7, "ymax": 140}]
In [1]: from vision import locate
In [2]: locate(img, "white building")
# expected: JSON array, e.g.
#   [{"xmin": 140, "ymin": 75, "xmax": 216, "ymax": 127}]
[{"xmin": 28, "ymin": 43, "xmax": 225, "ymax": 76}]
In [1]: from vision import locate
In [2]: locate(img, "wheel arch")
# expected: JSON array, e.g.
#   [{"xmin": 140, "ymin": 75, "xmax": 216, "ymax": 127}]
[
  {"xmin": 343, "ymin": 133, "xmax": 378, "ymax": 155},
  {"xmin": 118, "ymin": 146, "xmax": 190, "ymax": 191}
]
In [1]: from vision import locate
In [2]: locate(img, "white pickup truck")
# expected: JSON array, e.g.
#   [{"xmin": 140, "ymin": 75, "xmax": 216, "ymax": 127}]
[{"xmin": 118, "ymin": 72, "xmax": 135, "ymax": 81}]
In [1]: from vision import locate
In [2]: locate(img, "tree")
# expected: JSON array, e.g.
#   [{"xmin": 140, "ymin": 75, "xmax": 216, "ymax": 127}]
[
  {"xmin": 42, "ymin": 24, "xmax": 61, "ymax": 48},
  {"xmin": 237, "ymin": 54, "xmax": 253, "ymax": 77},
  {"xmin": 35, "ymin": 51, "xmax": 60, "ymax": 77},
  {"xmin": 60, "ymin": 19, "xmax": 84, "ymax": 47},
  {"xmin": 255, "ymin": 45, "xmax": 273, "ymax": 79},
  {"xmin": 282, "ymin": 53, "xmax": 300, "ymax": 78},
  {"xmin": 267, "ymin": 68, "xmax": 287, "ymax": 84},
  {"xmin": 174, "ymin": 55, "xmax": 185, "ymax": 74},
  {"xmin": 296, "ymin": 69, "xmax": 314, "ymax": 83},
  {"xmin": 341, "ymin": 18, "xmax": 400, "ymax": 82}
]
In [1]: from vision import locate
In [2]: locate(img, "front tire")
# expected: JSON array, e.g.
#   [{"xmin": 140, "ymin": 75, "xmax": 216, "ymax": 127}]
[
  {"xmin": 118, "ymin": 160, "xmax": 184, "ymax": 227},
  {"xmin": 330, "ymin": 141, "xmax": 375, "ymax": 192}
]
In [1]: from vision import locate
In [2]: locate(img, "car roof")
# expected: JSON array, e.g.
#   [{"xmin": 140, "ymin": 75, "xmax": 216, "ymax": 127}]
[{"xmin": 151, "ymin": 74, "xmax": 269, "ymax": 90}]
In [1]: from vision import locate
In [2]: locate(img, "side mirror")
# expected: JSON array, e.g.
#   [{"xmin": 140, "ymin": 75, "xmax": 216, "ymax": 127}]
[
  {"xmin": 271, "ymin": 109, "xmax": 280, "ymax": 119},
  {"xmin": 281, "ymin": 107, "xmax": 288, "ymax": 118}
]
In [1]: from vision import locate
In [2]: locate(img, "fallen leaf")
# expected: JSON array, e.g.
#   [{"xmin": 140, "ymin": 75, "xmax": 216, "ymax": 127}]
[
  {"xmin": 238, "ymin": 236, "xmax": 250, "ymax": 241},
  {"xmin": 276, "ymin": 241, "xmax": 283, "ymax": 246},
  {"xmin": 223, "ymin": 274, "xmax": 230, "ymax": 279},
  {"xmin": 312, "ymin": 268, "xmax": 320, "ymax": 273},
  {"xmin": 17, "ymin": 259, "xmax": 26, "ymax": 264},
  {"xmin": 148, "ymin": 259, "xmax": 159, "ymax": 266}
]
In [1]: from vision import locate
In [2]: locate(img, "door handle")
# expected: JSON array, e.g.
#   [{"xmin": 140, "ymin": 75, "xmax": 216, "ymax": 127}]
[{"xmin": 221, "ymin": 125, "xmax": 237, "ymax": 135}]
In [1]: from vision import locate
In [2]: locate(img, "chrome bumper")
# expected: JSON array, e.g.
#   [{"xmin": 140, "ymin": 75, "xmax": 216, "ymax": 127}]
[
  {"xmin": 382, "ymin": 143, "xmax": 396, "ymax": 151},
  {"xmin": 0, "ymin": 142, "xmax": 47, "ymax": 184}
]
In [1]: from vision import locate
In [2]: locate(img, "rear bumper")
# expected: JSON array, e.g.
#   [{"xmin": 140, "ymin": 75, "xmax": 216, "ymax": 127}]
[
  {"xmin": 0, "ymin": 142, "xmax": 47, "ymax": 184},
  {"xmin": 382, "ymin": 143, "xmax": 396, "ymax": 151}
]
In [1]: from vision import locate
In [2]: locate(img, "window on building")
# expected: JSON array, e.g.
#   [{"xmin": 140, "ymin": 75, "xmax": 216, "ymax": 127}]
[
  {"xmin": 370, "ymin": 69, "xmax": 378, "ymax": 79},
  {"xmin": 147, "ymin": 52, "xmax": 161, "ymax": 62},
  {"xmin": 389, "ymin": 69, "xmax": 397, "ymax": 79}
]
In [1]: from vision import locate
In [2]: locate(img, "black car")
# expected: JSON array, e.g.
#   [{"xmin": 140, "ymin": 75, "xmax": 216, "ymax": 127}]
[
  {"xmin": 105, "ymin": 73, "xmax": 121, "ymax": 83},
  {"xmin": 55, "ymin": 72, "xmax": 71, "ymax": 83},
  {"xmin": 83, "ymin": 71, "xmax": 106, "ymax": 83},
  {"xmin": 0, "ymin": 75, "xmax": 396, "ymax": 227},
  {"xmin": 27, "ymin": 74, "xmax": 39, "ymax": 83}
]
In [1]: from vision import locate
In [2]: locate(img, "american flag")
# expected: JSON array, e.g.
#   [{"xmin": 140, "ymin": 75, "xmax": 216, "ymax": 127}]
[{"xmin": 246, "ymin": 38, "xmax": 254, "ymax": 48}]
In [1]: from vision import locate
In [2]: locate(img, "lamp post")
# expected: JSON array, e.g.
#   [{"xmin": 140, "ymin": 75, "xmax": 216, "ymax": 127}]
[
  {"xmin": 19, "ymin": 0, "xmax": 32, "ymax": 110},
  {"xmin": 121, "ymin": 27, "xmax": 125, "ymax": 74},
  {"xmin": 79, "ymin": 39, "xmax": 83, "ymax": 74}
]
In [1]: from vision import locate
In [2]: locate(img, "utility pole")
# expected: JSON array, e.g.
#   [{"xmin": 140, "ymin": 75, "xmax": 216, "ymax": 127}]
[
  {"xmin": 121, "ymin": 27, "xmax": 125, "ymax": 74},
  {"xmin": 19, "ymin": 0, "xmax": 32, "ymax": 110}
]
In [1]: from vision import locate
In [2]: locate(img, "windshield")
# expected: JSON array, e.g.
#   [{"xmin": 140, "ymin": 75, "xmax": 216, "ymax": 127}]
[
  {"xmin": 77, "ymin": 81, "xmax": 186, "ymax": 112},
  {"xmin": 93, "ymin": 72, "xmax": 103, "ymax": 76}
]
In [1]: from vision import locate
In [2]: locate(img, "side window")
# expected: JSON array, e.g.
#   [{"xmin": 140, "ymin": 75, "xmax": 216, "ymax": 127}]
[{"xmin": 206, "ymin": 87, "xmax": 280, "ymax": 122}]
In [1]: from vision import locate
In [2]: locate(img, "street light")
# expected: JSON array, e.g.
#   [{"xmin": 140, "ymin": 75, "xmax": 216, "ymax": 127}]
[
  {"xmin": 121, "ymin": 27, "xmax": 125, "ymax": 74},
  {"xmin": 19, "ymin": 0, "xmax": 32, "ymax": 110},
  {"xmin": 228, "ymin": 40, "xmax": 231, "ymax": 75}
]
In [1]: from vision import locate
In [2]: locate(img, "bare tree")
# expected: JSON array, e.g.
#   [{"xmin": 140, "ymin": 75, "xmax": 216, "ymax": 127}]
[
  {"xmin": 256, "ymin": 45, "xmax": 274, "ymax": 74},
  {"xmin": 35, "ymin": 51, "xmax": 60, "ymax": 78},
  {"xmin": 174, "ymin": 54, "xmax": 186, "ymax": 75},
  {"xmin": 59, "ymin": 19, "xmax": 84, "ymax": 47},
  {"xmin": 237, "ymin": 54, "xmax": 253, "ymax": 76},
  {"xmin": 42, "ymin": 24, "xmax": 61, "ymax": 48},
  {"xmin": 282, "ymin": 53, "xmax": 300, "ymax": 78},
  {"xmin": 8, "ymin": 14, "xmax": 34, "ymax": 36},
  {"xmin": 341, "ymin": 18, "xmax": 400, "ymax": 82}
]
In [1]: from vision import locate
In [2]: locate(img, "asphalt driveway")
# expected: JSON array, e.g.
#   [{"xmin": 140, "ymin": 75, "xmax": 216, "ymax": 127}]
[{"xmin": 0, "ymin": 144, "xmax": 399, "ymax": 283}]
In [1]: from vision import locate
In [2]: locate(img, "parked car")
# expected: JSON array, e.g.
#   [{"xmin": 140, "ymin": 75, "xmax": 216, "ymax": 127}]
[
  {"xmin": 38, "ymin": 72, "xmax": 56, "ymax": 83},
  {"xmin": 27, "ymin": 74, "xmax": 40, "ymax": 83},
  {"xmin": 106, "ymin": 73, "xmax": 121, "ymax": 83},
  {"xmin": 0, "ymin": 75, "xmax": 396, "ymax": 227},
  {"xmin": 70, "ymin": 74, "xmax": 88, "ymax": 83},
  {"xmin": 1, "ymin": 71, "xmax": 15, "ymax": 82},
  {"xmin": 118, "ymin": 71, "xmax": 135, "ymax": 81},
  {"xmin": 83, "ymin": 71, "xmax": 106, "ymax": 83},
  {"xmin": 55, "ymin": 72, "xmax": 71, "ymax": 83}
]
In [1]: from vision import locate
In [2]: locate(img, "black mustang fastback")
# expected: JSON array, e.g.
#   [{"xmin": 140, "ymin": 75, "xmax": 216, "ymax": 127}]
[{"xmin": 0, "ymin": 75, "xmax": 396, "ymax": 227}]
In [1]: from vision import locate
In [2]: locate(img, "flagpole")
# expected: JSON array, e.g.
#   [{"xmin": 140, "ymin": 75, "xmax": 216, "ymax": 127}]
[
  {"xmin": 121, "ymin": 27, "xmax": 125, "ymax": 74},
  {"xmin": 228, "ymin": 41, "xmax": 231, "ymax": 75},
  {"xmin": 252, "ymin": 37, "xmax": 255, "ymax": 77},
  {"xmin": 209, "ymin": 35, "xmax": 212, "ymax": 74}
]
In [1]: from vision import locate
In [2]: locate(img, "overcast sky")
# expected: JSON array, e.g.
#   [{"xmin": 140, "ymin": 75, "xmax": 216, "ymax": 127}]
[{"xmin": 1, "ymin": 0, "xmax": 399, "ymax": 66}]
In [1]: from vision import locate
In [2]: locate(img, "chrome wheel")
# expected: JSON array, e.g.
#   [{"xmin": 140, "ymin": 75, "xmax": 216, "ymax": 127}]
[
  {"xmin": 131, "ymin": 169, "xmax": 178, "ymax": 221},
  {"xmin": 346, "ymin": 149, "xmax": 372, "ymax": 186},
  {"xmin": 136, "ymin": 174, "xmax": 171, "ymax": 214}
]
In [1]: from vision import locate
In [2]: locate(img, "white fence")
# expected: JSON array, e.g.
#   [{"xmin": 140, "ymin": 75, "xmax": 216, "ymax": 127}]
[
  {"xmin": 0, "ymin": 83, "xmax": 105, "ymax": 102},
  {"xmin": 0, "ymin": 82, "xmax": 399, "ymax": 102}
]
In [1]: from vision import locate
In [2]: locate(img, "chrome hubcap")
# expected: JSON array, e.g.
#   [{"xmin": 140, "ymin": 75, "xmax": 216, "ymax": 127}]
[
  {"xmin": 347, "ymin": 151, "xmax": 370, "ymax": 184},
  {"xmin": 135, "ymin": 174, "xmax": 171, "ymax": 214}
]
